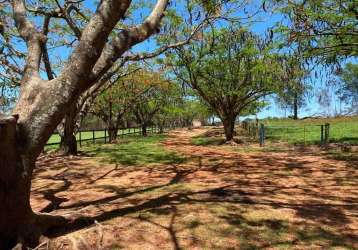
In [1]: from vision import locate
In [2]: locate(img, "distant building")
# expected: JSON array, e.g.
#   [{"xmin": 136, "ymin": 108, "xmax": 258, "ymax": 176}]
[{"xmin": 192, "ymin": 120, "xmax": 202, "ymax": 128}]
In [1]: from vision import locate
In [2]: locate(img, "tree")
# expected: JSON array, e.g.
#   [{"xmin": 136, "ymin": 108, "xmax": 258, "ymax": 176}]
[
  {"xmin": 90, "ymin": 69, "xmax": 149, "ymax": 143},
  {"xmin": 0, "ymin": 0, "xmax": 263, "ymax": 246},
  {"xmin": 0, "ymin": 0, "xmax": 172, "ymax": 247},
  {"xmin": 20, "ymin": 0, "xmax": 229, "ymax": 156},
  {"xmin": 336, "ymin": 63, "xmax": 358, "ymax": 114},
  {"xmin": 169, "ymin": 27, "xmax": 283, "ymax": 142},
  {"xmin": 153, "ymin": 89, "xmax": 212, "ymax": 130},
  {"xmin": 0, "ymin": 79, "xmax": 17, "ymax": 113},
  {"xmin": 130, "ymin": 70, "xmax": 174, "ymax": 136},
  {"xmin": 276, "ymin": 53, "xmax": 310, "ymax": 119},
  {"xmin": 58, "ymin": 65, "xmax": 136, "ymax": 154},
  {"xmin": 178, "ymin": 98, "xmax": 212, "ymax": 127},
  {"xmin": 279, "ymin": 0, "xmax": 358, "ymax": 63}
]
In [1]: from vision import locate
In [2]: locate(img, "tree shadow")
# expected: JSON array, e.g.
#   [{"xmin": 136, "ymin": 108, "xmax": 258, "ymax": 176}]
[
  {"xmin": 42, "ymin": 184, "xmax": 357, "ymax": 249},
  {"xmin": 32, "ymin": 131, "xmax": 357, "ymax": 249}
]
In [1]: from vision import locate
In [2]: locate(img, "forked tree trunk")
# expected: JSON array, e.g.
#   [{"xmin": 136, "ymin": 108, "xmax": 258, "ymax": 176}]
[
  {"xmin": 222, "ymin": 115, "xmax": 236, "ymax": 142},
  {"xmin": 0, "ymin": 115, "xmax": 39, "ymax": 249},
  {"xmin": 59, "ymin": 105, "xmax": 78, "ymax": 155},
  {"xmin": 2, "ymin": 0, "xmax": 169, "ymax": 247}
]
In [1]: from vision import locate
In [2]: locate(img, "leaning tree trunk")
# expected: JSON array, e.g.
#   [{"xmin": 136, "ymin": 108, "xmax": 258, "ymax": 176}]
[
  {"xmin": 2, "ymin": 0, "xmax": 169, "ymax": 246},
  {"xmin": 222, "ymin": 115, "xmax": 236, "ymax": 142},
  {"xmin": 0, "ymin": 115, "xmax": 40, "ymax": 249},
  {"xmin": 59, "ymin": 105, "xmax": 78, "ymax": 155}
]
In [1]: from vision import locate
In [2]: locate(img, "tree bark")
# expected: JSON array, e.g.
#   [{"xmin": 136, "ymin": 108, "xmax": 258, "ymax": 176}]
[
  {"xmin": 3, "ymin": 0, "xmax": 170, "ymax": 247},
  {"xmin": 59, "ymin": 105, "xmax": 78, "ymax": 155},
  {"xmin": 222, "ymin": 115, "xmax": 236, "ymax": 142},
  {"xmin": 60, "ymin": 134, "xmax": 77, "ymax": 156},
  {"xmin": 0, "ymin": 115, "xmax": 39, "ymax": 249}
]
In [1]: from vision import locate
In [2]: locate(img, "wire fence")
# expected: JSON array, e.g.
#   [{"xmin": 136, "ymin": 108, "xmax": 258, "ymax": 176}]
[
  {"xmin": 240, "ymin": 121, "xmax": 352, "ymax": 146},
  {"xmin": 263, "ymin": 124, "xmax": 330, "ymax": 145},
  {"xmin": 46, "ymin": 126, "xmax": 163, "ymax": 147}
]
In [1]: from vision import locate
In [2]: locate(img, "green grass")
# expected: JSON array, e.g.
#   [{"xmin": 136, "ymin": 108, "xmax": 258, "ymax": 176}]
[
  {"xmin": 46, "ymin": 128, "xmax": 143, "ymax": 145},
  {"xmin": 261, "ymin": 116, "xmax": 358, "ymax": 145},
  {"xmin": 83, "ymin": 134, "xmax": 186, "ymax": 166}
]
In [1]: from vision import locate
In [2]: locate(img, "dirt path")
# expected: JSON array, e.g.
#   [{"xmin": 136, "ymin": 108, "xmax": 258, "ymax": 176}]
[{"xmin": 31, "ymin": 128, "xmax": 358, "ymax": 249}]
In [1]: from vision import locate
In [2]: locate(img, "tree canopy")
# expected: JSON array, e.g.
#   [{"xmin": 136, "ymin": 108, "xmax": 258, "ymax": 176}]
[
  {"xmin": 167, "ymin": 27, "xmax": 284, "ymax": 141},
  {"xmin": 336, "ymin": 62, "xmax": 358, "ymax": 114},
  {"xmin": 279, "ymin": 0, "xmax": 358, "ymax": 64}
]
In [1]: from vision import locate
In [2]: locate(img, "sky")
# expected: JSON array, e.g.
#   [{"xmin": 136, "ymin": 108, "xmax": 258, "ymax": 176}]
[
  {"xmin": 0, "ymin": 0, "xmax": 355, "ymax": 119},
  {"xmin": 238, "ymin": 1, "xmax": 355, "ymax": 119}
]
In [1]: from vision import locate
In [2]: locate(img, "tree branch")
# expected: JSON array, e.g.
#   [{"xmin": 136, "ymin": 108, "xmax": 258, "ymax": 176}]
[
  {"xmin": 89, "ymin": 0, "xmax": 169, "ymax": 82},
  {"xmin": 57, "ymin": 0, "xmax": 131, "ymax": 90},
  {"xmin": 11, "ymin": 0, "xmax": 45, "ymax": 82},
  {"xmin": 41, "ymin": 15, "xmax": 55, "ymax": 80}
]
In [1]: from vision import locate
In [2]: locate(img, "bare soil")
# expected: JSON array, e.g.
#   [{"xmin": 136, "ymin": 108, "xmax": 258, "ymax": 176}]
[{"xmin": 31, "ymin": 128, "xmax": 358, "ymax": 249}]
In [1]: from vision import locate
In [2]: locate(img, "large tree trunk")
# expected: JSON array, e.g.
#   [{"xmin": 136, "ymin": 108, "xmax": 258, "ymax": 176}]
[
  {"xmin": 222, "ymin": 115, "xmax": 236, "ymax": 142},
  {"xmin": 59, "ymin": 105, "xmax": 78, "ymax": 155},
  {"xmin": 2, "ymin": 0, "xmax": 169, "ymax": 246},
  {"xmin": 0, "ymin": 115, "xmax": 39, "ymax": 249}
]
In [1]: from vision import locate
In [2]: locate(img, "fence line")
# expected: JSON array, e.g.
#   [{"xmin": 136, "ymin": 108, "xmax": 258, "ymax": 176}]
[
  {"xmin": 46, "ymin": 126, "xmax": 162, "ymax": 147},
  {"xmin": 241, "ymin": 122, "xmax": 331, "ymax": 147}
]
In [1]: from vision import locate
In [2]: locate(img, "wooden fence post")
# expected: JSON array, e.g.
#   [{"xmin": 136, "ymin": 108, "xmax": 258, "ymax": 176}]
[
  {"xmin": 93, "ymin": 129, "xmax": 95, "ymax": 143},
  {"xmin": 104, "ymin": 129, "xmax": 107, "ymax": 143},
  {"xmin": 320, "ymin": 125, "xmax": 324, "ymax": 145},
  {"xmin": 79, "ymin": 131, "xmax": 82, "ymax": 147}
]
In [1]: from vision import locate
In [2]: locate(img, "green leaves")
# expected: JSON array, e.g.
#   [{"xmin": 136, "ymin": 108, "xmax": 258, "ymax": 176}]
[
  {"xmin": 169, "ymin": 26, "xmax": 284, "ymax": 118},
  {"xmin": 278, "ymin": 0, "xmax": 358, "ymax": 64},
  {"xmin": 336, "ymin": 63, "xmax": 358, "ymax": 109}
]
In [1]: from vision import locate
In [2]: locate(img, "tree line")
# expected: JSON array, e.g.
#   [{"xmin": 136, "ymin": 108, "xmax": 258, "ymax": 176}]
[{"xmin": 0, "ymin": 0, "xmax": 356, "ymax": 248}]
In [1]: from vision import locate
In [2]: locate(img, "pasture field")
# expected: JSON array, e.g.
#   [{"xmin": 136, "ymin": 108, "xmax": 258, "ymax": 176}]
[
  {"xmin": 46, "ymin": 128, "xmax": 145, "ymax": 145},
  {"xmin": 261, "ymin": 116, "xmax": 358, "ymax": 145},
  {"xmin": 32, "ymin": 128, "xmax": 357, "ymax": 249}
]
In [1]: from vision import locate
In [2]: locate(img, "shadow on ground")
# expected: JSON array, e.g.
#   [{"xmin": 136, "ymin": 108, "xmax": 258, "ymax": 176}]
[{"xmin": 31, "ymin": 129, "xmax": 358, "ymax": 249}]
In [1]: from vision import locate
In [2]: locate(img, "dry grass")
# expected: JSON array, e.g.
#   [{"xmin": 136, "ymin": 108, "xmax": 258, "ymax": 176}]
[{"xmin": 31, "ymin": 128, "xmax": 358, "ymax": 249}]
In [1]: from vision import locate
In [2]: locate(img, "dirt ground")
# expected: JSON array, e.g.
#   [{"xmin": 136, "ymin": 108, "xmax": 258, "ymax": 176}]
[{"xmin": 32, "ymin": 128, "xmax": 358, "ymax": 249}]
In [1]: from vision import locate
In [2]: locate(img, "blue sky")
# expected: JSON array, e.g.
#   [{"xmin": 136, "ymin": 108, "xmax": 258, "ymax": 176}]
[
  {"xmin": 1, "ymin": 0, "xmax": 355, "ymax": 118},
  {"xmin": 238, "ymin": 1, "xmax": 355, "ymax": 119}
]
